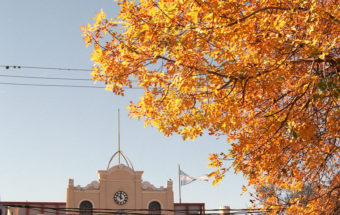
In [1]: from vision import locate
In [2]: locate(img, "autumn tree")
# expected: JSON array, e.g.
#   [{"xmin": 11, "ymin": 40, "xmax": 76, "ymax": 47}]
[
  {"xmin": 257, "ymin": 183, "xmax": 317, "ymax": 214},
  {"xmin": 82, "ymin": 0, "xmax": 339, "ymax": 214}
]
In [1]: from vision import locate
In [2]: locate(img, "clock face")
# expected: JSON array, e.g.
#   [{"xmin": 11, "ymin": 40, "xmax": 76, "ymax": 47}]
[{"xmin": 114, "ymin": 191, "xmax": 128, "ymax": 205}]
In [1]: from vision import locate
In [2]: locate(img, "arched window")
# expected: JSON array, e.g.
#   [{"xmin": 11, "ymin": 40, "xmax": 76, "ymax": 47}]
[
  {"xmin": 79, "ymin": 201, "xmax": 93, "ymax": 215},
  {"xmin": 148, "ymin": 201, "xmax": 161, "ymax": 215}
]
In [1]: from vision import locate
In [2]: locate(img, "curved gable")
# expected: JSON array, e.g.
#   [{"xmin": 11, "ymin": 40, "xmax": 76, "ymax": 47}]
[{"xmin": 98, "ymin": 164, "xmax": 143, "ymax": 180}]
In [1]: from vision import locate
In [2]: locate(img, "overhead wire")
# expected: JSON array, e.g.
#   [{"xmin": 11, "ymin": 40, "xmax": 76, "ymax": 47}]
[
  {"xmin": 1, "ymin": 204, "xmax": 269, "ymax": 215},
  {"xmin": 0, "ymin": 82, "xmax": 143, "ymax": 89},
  {"xmin": 0, "ymin": 74, "xmax": 138, "ymax": 83},
  {"xmin": 0, "ymin": 82, "xmax": 105, "ymax": 89},
  {"xmin": 0, "ymin": 65, "xmax": 92, "ymax": 72},
  {"xmin": 0, "ymin": 65, "xmax": 141, "ymax": 89},
  {"xmin": 0, "ymin": 65, "xmax": 96, "ymax": 89},
  {"xmin": 0, "ymin": 74, "xmax": 91, "ymax": 81}
]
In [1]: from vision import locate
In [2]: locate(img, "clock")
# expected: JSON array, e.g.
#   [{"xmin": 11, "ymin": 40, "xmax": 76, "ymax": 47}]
[{"xmin": 114, "ymin": 191, "xmax": 128, "ymax": 205}]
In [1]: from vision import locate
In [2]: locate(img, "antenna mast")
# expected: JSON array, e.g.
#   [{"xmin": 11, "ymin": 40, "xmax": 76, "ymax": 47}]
[
  {"xmin": 106, "ymin": 108, "xmax": 134, "ymax": 170},
  {"xmin": 118, "ymin": 108, "xmax": 121, "ymax": 164}
]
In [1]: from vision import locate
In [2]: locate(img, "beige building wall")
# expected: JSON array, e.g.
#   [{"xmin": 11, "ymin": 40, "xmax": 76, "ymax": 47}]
[
  {"xmin": 67, "ymin": 164, "xmax": 174, "ymax": 214},
  {"xmin": 0, "ymin": 202, "xmax": 66, "ymax": 215}
]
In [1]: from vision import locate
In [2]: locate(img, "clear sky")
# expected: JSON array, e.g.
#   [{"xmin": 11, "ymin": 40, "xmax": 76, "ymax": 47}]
[{"xmin": 0, "ymin": 0, "xmax": 249, "ymax": 210}]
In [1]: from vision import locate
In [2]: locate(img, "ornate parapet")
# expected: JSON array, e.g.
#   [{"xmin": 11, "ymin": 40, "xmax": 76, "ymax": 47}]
[
  {"xmin": 167, "ymin": 179, "xmax": 173, "ymax": 189},
  {"xmin": 73, "ymin": 180, "xmax": 100, "ymax": 191},
  {"xmin": 68, "ymin": 178, "xmax": 74, "ymax": 188},
  {"xmin": 141, "ymin": 181, "xmax": 166, "ymax": 191}
]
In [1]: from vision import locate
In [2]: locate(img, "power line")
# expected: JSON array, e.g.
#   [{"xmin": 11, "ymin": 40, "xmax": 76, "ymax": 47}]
[
  {"xmin": 0, "ymin": 65, "xmax": 92, "ymax": 72},
  {"xmin": 1, "ymin": 204, "xmax": 265, "ymax": 211},
  {"xmin": 0, "ymin": 65, "xmax": 140, "ymax": 85},
  {"xmin": 0, "ymin": 74, "xmax": 139, "ymax": 83},
  {"xmin": 1, "ymin": 204, "xmax": 268, "ymax": 215},
  {"xmin": 0, "ymin": 82, "xmax": 143, "ymax": 89},
  {"xmin": 0, "ymin": 74, "xmax": 91, "ymax": 81},
  {"xmin": 0, "ymin": 82, "xmax": 103, "ymax": 88}
]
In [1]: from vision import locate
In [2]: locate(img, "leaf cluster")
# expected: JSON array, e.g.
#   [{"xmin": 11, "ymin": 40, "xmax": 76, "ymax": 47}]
[{"xmin": 82, "ymin": 0, "xmax": 339, "ymax": 214}]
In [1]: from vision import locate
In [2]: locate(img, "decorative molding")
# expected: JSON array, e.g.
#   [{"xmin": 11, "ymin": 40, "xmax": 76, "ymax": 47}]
[
  {"xmin": 74, "ymin": 180, "xmax": 100, "ymax": 191},
  {"xmin": 74, "ymin": 189, "xmax": 100, "ymax": 193},
  {"xmin": 99, "ymin": 179, "xmax": 143, "ymax": 182},
  {"xmin": 98, "ymin": 164, "xmax": 143, "ymax": 177},
  {"xmin": 142, "ymin": 181, "xmax": 166, "ymax": 191},
  {"xmin": 68, "ymin": 178, "xmax": 74, "ymax": 187},
  {"xmin": 142, "ymin": 190, "xmax": 167, "ymax": 193}
]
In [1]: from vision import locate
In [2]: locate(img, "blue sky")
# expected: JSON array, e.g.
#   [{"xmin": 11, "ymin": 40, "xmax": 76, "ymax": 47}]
[{"xmin": 0, "ymin": 0, "xmax": 249, "ymax": 209}]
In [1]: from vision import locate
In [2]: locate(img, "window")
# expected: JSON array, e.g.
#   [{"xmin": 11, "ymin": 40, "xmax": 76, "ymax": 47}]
[
  {"xmin": 148, "ymin": 201, "xmax": 161, "ymax": 215},
  {"xmin": 114, "ymin": 211, "xmax": 126, "ymax": 215},
  {"xmin": 79, "ymin": 201, "xmax": 93, "ymax": 215},
  {"xmin": 174, "ymin": 203, "xmax": 205, "ymax": 215}
]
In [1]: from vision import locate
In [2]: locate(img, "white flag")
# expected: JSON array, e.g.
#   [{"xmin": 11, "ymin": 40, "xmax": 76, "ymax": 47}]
[{"xmin": 180, "ymin": 169, "xmax": 209, "ymax": 186}]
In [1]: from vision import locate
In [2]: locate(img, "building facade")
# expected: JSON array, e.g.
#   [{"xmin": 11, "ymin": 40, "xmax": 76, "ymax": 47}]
[
  {"xmin": 67, "ymin": 163, "xmax": 174, "ymax": 215},
  {"xmin": 1, "ymin": 152, "xmax": 208, "ymax": 215},
  {"xmin": 1, "ymin": 139, "xmax": 207, "ymax": 215},
  {"xmin": 0, "ymin": 202, "xmax": 206, "ymax": 215},
  {"xmin": 0, "ymin": 202, "xmax": 66, "ymax": 215}
]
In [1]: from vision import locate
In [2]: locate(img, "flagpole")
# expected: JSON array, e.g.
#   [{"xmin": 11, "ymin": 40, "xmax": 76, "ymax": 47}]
[{"xmin": 178, "ymin": 164, "xmax": 182, "ymax": 204}]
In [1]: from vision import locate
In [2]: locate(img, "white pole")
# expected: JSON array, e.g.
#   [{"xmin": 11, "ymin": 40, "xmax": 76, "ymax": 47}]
[
  {"xmin": 118, "ymin": 108, "xmax": 121, "ymax": 164},
  {"xmin": 178, "ymin": 164, "xmax": 182, "ymax": 203}
]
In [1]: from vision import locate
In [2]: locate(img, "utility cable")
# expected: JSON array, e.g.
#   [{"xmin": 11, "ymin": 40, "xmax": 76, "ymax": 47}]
[
  {"xmin": 0, "ymin": 65, "xmax": 92, "ymax": 72},
  {"xmin": 1, "ymin": 204, "xmax": 269, "ymax": 214},
  {"xmin": 0, "ymin": 74, "xmax": 91, "ymax": 81},
  {"xmin": 0, "ymin": 82, "xmax": 143, "ymax": 89},
  {"xmin": 0, "ymin": 82, "xmax": 104, "ymax": 88},
  {"xmin": 0, "ymin": 74, "xmax": 138, "ymax": 83}
]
